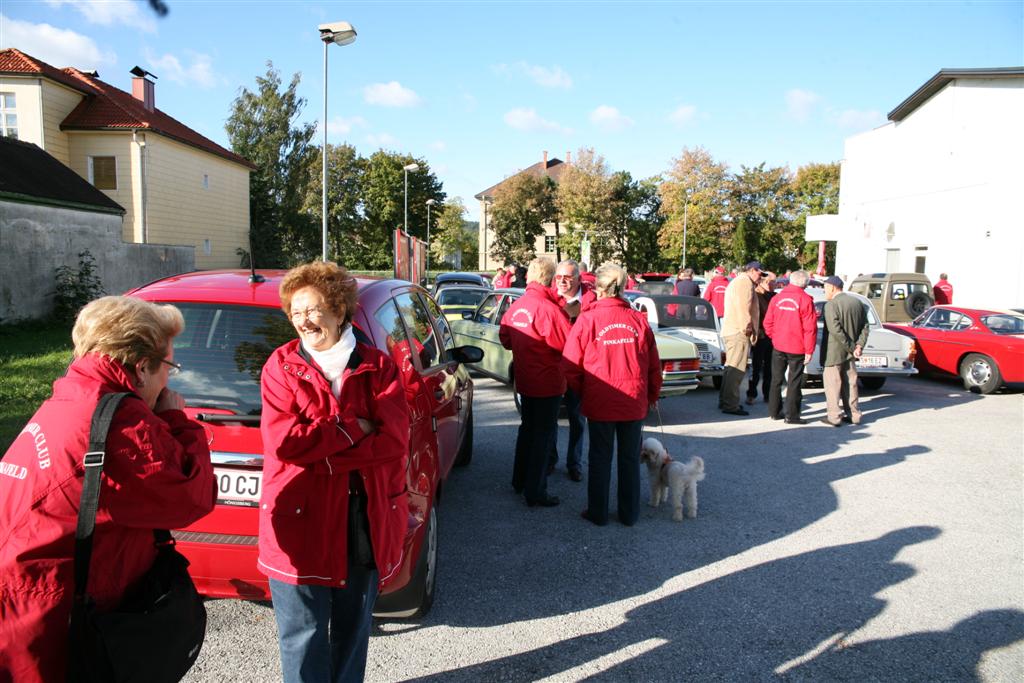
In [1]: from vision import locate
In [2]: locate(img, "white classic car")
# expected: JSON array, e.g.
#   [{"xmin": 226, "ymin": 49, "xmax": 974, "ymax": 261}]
[{"xmin": 628, "ymin": 294, "xmax": 726, "ymax": 388}]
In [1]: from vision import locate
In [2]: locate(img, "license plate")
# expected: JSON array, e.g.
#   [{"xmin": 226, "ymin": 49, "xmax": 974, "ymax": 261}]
[
  {"xmin": 215, "ymin": 468, "xmax": 262, "ymax": 507},
  {"xmin": 858, "ymin": 355, "xmax": 888, "ymax": 368},
  {"xmin": 699, "ymin": 351, "xmax": 715, "ymax": 363}
]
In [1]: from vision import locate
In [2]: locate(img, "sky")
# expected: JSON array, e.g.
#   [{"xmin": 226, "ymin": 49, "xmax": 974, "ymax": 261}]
[{"xmin": 2, "ymin": 0, "xmax": 1022, "ymax": 222}]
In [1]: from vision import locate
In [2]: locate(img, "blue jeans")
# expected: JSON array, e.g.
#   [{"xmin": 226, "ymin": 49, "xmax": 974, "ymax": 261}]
[
  {"xmin": 548, "ymin": 387, "xmax": 585, "ymax": 472},
  {"xmin": 586, "ymin": 419, "xmax": 643, "ymax": 526},
  {"xmin": 269, "ymin": 562, "xmax": 379, "ymax": 683},
  {"xmin": 513, "ymin": 394, "xmax": 561, "ymax": 502}
]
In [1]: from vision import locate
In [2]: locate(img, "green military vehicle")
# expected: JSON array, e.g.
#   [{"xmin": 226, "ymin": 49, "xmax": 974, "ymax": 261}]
[{"xmin": 849, "ymin": 272, "xmax": 934, "ymax": 323}]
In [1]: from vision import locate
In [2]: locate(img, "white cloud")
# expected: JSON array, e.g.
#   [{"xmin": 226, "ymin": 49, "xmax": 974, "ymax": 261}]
[
  {"xmin": 668, "ymin": 104, "xmax": 698, "ymax": 126},
  {"xmin": 144, "ymin": 48, "xmax": 217, "ymax": 88},
  {"xmin": 495, "ymin": 61, "xmax": 572, "ymax": 89},
  {"xmin": 786, "ymin": 88, "xmax": 821, "ymax": 123},
  {"xmin": 836, "ymin": 109, "xmax": 885, "ymax": 131},
  {"xmin": 0, "ymin": 15, "xmax": 116, "ymax": 69},
  {"xmin": 366, "ymin": 132, "xmax": 399, "ymax": 147},
  {"xmin": 503, "ymin": 107, "xmax": 572, "ymax": 134},
  {"xmin": 589, "ymin": 104, "xmax": 633, "ymax": 132},
  {"xmin": 429, "ymin": 140, "xmax": 446, "ymax": 152},
  {"xmin": 44, "ymin": 0, "xmax": 157, "ymax": 33},
  {"xmin": 327, "ymin": 116, "xmax": 367, "ymax": 136},
  {"xmin": 363, "ymin": 81, "xmax": 421, "ymax": 107}
]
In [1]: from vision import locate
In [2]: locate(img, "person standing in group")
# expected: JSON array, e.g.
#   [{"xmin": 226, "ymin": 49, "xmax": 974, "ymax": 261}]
[
  {"xmin": 579, "ymin": 262, "xmax": 597, "ymax": 286},
  {"xmin": 563, "ymin": 263, "xmax": 662, "ymax": 527},
  {"xmin": 763, "ymin": 269, "xmax": 818, "ymax": 425},
  {"xmin": 933, "ymin": 273, "xmax": 954, "ymax": 305},
  {"xmin": 719, "ymin": 261, "xmax": 763, "ymax": 416},
  {"xmin": 493, "ymin": 266, "xmax": 510, "ymax": 289},
  {"xmin": 0, "ymin": 296, "xmax": 216, "ymax": 683},
  {"xmin": 703, "ymin": 265, "xmax": 730, "ymax": 318},
  {"xmin": 548, "ymin": 259, "xmax": 597, "ymax": 482},
  {"xmin": 746, "ymin": 271, "xmax": 776, "ymax": 405},
  {"xmin": 511, "ymin": 265, "xmax": 528, "ymax": 288},
  {"xmin": 674, "ymin": 267, "xmax": 701, "ymax": 297},
  {"xmin": 259, "ymin": 262, "xmax": 410, "ymax": 683},
  {"xmin": 820, "ymin": 276, "xmax": 869, "ymax": 426},
  {"xmin": 499, "ymin": 257, "xmax": 571, "ymax": 507}
]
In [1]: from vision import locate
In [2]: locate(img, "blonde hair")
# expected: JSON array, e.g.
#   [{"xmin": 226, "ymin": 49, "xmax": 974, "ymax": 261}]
[
  {"xmin": 595, "ymin": 262, "xmax": 627, "ymax": 298},
  {"xmin": 73, "ymin": 296, "xmax": 184, "ymax": 367},
  {"xmin": 526, "ymin": 257, "xmax": 556, "ymax": 287},
  {"xmin": 280, "ymin": 261, "xmax": 357, "ymax": 324}
]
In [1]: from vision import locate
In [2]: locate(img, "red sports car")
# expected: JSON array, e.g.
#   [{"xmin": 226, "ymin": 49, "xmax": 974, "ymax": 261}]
[
  {"xmin": 885, "ymin": 305, "xmax": 1024, "ymax": 394},
  {"xmin": 128, "ymin": 270, "xmax": 482, "ymax": 617}
]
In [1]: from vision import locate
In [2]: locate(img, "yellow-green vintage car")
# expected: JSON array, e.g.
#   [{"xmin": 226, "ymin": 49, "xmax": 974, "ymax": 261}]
[
  {"xmin": 434, "ymin": 285, "xmax": 493, "ymax": 323},
  {"xmin": 450, "ymin": 288, "xmax": 701, "ymax": 409}
]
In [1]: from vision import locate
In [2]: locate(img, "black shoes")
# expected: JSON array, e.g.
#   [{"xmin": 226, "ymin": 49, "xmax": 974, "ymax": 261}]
[
  {"xmin": 784, "ymin": 417, "xmax": 808, "ymax": 425},
  {"xmin": 770, "ymin": 414, "xmax": 784, "ymax": 421},
  {"xmin": 580, "ymin": 510, "xmax": 607, "ymax": 526},
  {"xmin": 527, "ymin": 495, "xmax": 560, "ymax": 508},
  {"xmin": 721, "ymin": 407, "xmax": 749, "ymax": 416},
  {"xmin": 819, "ymin": 417, "xmax": 842, "ymax": 427},
  {"xmin": 568, "ymin": 468, "xmax": 583, "ymax": 482}
]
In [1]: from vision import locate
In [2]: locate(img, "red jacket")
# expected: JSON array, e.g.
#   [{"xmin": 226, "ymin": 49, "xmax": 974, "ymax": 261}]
[
  {"xmin": 763, "ymin": 284, "xmax": 818, "ymax": 355},
  {"xmin": 499, "ymin": 282, "xmax": 572, "ymax": 397},
  {"xmin": 562, "ymin": 297, "xmax": 662, "ymax": 421},
  {"xmin": 0, "ymin": 354, "xmax": 215, "ymax": 683},
  {"xmin": 550, "ymin": 280, "xmax": 597, "ymax": 322},
  {"xmin": 933, "ymin": 280, "xmax": 953, "ymax": 305},
  {"xmin": 493, "ymin": 271, "xmax": 513, "ymax": 289},
  {"xmin": 259, "ymin": 338, "xmax": 410, "ymax": 589},
  {"xmin": 703, "ymin": 275, "xmax": 730, "ymax": 317}
]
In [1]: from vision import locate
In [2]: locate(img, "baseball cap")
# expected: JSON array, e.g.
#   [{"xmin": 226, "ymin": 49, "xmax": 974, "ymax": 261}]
[
  {"xmin": 714, "ymin": 265, "xmax": 726, "ymax": 275},
  {"xmin": 743, "ymin": 261, "xmax": 765, "ymax": 273},
  {"xmin": 824, "ymin": 276, "xmax": 844, "ymax": 289}
]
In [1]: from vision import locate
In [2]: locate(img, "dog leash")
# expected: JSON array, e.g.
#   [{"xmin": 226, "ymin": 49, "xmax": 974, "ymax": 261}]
[{"xmin": 650, "ymin": 402, "xmax": 666, "ymax": 437}]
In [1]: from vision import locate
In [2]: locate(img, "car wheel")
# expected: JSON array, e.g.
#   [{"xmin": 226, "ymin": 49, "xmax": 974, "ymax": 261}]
[
  {"xmin": 905, "ymin": 292, "xmax": 933, "ymax": 317},
  {"xmin": 711, "ymin": 375, "xmax": 723, "ymax": 390},
  {"xmin": 860, "ymin": 376, "xmax": 886, "ymax": 391},
  {"xmin": 453, "ymin": 408, "xmax": 473, "ymax": 467},
  {"xmin": 960, "ymin": 353, "xmax": 1001, "ymax": 394},
  {"xmin": 408, "ymin": 504, "xmax": 438, "ymax": 619}
]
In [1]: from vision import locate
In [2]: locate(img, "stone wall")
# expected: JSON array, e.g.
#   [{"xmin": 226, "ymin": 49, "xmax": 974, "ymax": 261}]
[{"xmin": 0, "ymin": 201, "xmax": 195, "ymax": 322}]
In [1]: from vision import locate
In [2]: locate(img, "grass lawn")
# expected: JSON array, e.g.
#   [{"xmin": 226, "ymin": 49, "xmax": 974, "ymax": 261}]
[{"xmin": 0, "ymin": 319, "xmax": 73, "ymax": 452}]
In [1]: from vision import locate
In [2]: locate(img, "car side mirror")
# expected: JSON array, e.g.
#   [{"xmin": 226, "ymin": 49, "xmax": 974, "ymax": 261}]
[
  {"xmin": 462, "ymin": 311, "xmax": 474, "ymax": 320},
  {"xmin": 451, "ymin": 345, "xmax": 484, "ymax": 364}
]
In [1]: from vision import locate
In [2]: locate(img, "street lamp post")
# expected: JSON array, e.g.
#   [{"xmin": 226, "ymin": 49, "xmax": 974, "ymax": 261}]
[
  {"xmin": 403, "ymin": 162, "xmax": 419, "ymax": 235},
  {"xmin": 681, "ymin": 198, "xmax": 688, "ymax": 271},
  {"xmin": 318, "ymin": 21, "xmax": 357, "ymax": 262},
  {"xmin": 425, "ymin": 198, "xmax": 436, "ymax": 275}
]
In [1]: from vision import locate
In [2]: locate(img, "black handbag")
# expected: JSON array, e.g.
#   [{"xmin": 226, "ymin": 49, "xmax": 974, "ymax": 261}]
[{"xmin": 67, "ymin": 392, "xmax": 207, "ymax": 683}]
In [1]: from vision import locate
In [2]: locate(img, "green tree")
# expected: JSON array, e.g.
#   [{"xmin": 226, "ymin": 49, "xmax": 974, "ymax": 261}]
[
  {"xmin": 556, "ymin": 147, "xmax": 615, "ymax": 260},
  {"xmin": 302, "ymin": 143, "xmax": 364, "ymax": 264},
  {"xmin": 791, "ymin": 161, "xmax": 841, "ymax": 271},
  {"xmin": 658, "ymin": 146, "xmax": 731, "ymax": 272},
  {"xmin": 729, "ymin": 163, "xmax": 796, "ymax": 271},
  {"xmin": 489, "ymin": 172, "xmax": 556, "ymax": 264},
  {"xmin": 429, "ymin": 198, "xmax": 477, "ymax": 268},
  {"xmin": 226, "ymin": 62, "xmax": 317, "ymax": 267},
  {"xmin": 607, "ymin": 172, "xmax": 667, "ymax": 273}
]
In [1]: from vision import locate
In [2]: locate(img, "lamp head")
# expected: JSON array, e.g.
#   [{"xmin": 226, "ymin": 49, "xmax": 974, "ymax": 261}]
[
  {"xmin": 319, "ymin": 21, "xmax": 357, "ymax": 46},
  {"xmin": 403, "ymin": 163, "xmax": 420, "ymax": 172},
  {"xmin": 426, "ymin": 199, "xmax": 437, "ymax": 206}
]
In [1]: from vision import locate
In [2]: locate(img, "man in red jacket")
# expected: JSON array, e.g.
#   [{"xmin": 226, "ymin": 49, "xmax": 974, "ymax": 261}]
[
  {"xmin": 763, "ymin": 270, "xmax": 818, "ymax": 424},
  {"xmin": 703, "ymin": 265, "xmax": 730, "ymax": 318},
  {"xmin": 500, "ymin": 257, "xmax": 572, "ymax": 507},
  {"xmin": 933, "ymin": 273, "xmax": 953, "ymax": 305}
]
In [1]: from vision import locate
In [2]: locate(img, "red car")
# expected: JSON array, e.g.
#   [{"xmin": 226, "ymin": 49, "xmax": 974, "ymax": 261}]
[
  {"xmin": 128, "ymin": 270, "xmax": 482, "ymax": 617},
  {"xmin": 885, "ymin": 305, "xmax": 1024, "ymax": 394}
]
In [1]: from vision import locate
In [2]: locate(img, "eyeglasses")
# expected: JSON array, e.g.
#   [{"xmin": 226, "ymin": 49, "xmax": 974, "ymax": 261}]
[
  {"xmin": 554, "ymin": 274, "xmax": 578, "ymax": 281},
  {"xmin": 290, "ymin": 306, "xmax": 326, "ymax": 323},
  {"xmin": 160, "ymin": 359, "xmax": 182, "ymax": 376}
]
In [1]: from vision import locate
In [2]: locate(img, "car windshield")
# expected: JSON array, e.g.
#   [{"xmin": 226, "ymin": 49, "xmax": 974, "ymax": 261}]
[
  {"xmin": 168, "ymin": 303, "xmax": 296, "ymax": 415},
  {"xmin": 637, "ymin": 282, "xmax": 675, "ymax": 296},
  {"xmin": 436, "ymin": 289, "xmax": 489, "ymax": 307},
  {"xmin": 982, "ymin": 314, "xmax": 1024, "ymax": 335},
  {"xmin": 649, "ymin": 297, "xmax": 717, "ymax": 330}
]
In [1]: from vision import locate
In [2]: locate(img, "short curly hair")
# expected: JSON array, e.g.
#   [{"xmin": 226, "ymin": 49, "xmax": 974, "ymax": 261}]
[
  {"xmin": 279, "ymin": 261, "xmax": 357, "ymax": 324},
  {"xmin": 73, "ymin": 296, "xmax": 184, "ymax": 368}
]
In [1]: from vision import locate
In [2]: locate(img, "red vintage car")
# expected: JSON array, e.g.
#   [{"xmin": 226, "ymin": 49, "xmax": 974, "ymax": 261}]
[
  {"xmin": 127, "ymin": 270, "xmax": 482, "ymax": 617},
  {"xmin": 885, "ymin": 305, "xmax": 1024, "ymax": 394}
]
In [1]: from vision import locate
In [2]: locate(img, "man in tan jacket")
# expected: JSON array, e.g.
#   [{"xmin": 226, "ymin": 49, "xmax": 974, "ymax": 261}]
[{"xmin": 718, "ymin": 261, "xmax": 764, "ymax": 415}]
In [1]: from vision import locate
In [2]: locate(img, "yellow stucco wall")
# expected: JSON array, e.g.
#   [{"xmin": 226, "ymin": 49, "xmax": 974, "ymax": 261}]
[
  {"xmin": 0, "ymin": 77, "xmax": 83, "ymax": 166},
  {"xmin": 65, "ymin": 132, "xmax": 137, "ymax": 238},
  {"xmin": 0, "ymin": 77, "xmax": 42, "ymax": 146},
  {"xmin": 39, "ymin": 80, "xmax": 81, "ymax": 165}
]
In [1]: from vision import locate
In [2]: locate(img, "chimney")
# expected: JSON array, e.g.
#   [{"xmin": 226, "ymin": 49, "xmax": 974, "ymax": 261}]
[
  {"xmin": 129, "ymin": 66, "xmax": 157, "ymax": 112},
  {"xmin": 542, "ymin": 150, "xmax": 548, "ymax": 172},
  {"xmin": 566, "ymin": 150, "xmax": 571, "ymax": 164}
]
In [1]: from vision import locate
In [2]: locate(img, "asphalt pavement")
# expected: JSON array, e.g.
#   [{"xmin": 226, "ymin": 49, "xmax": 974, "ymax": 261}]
[{"xmin": 184, "ymin": 374, "xmax": 1024, "ymax": 682}]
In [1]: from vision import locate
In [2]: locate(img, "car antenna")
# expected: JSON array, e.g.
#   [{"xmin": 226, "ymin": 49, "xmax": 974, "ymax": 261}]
[{"xmin": 246, "ymin": 228, "xmax": 264, "ymax": 284}]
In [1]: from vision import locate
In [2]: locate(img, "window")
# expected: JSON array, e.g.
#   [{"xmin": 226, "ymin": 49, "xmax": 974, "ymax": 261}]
[
  {"xmin": 544, "ymin": 235, "xmax": 557, "ymax": 252},
  {"xmin": 203, "ymin": 239, "xmax": 212, "ymax": 256},
  {"xmin": 202, "ymin": 174, "xmax": 210, "ymax": 189},
  {"xmin": 394, "ymin": 292, "xmax": 440, "ymax": 369},
  {"xmin": 1, "ymin": 92, "xmax": 17, "ymax": 139},
  {"xmin": 474, "ymin": 295, "xmax": 500, "ymax": 324},
  {"xmin": 89, "ymin": 156, "xmax": 117, "ymax": 190},
  {"xmin": 867, "ymin": 283, "xmax": 883, "ymax": 299},
  {"xmin": 420, "ymin": 293, "xmax": 455, "ymax": 354}
]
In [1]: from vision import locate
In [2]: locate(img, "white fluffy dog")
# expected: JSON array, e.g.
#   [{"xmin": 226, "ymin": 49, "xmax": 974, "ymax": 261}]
[{"xmin": 639, "ymin": 437, "xmax": 705, "ymax": 521}]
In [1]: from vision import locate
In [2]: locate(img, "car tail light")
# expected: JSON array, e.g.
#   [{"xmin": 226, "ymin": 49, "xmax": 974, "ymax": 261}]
[
  {"xmin": 721, "ymin": 351, "xmax": 727, "ymax": 364},
  {"xmin": 664, "ymin": 358, "xmax": 699, "ymax": 373},
  {"xmin": 907, "ymin": 339, "xmax": 917, "ymax": 364}
]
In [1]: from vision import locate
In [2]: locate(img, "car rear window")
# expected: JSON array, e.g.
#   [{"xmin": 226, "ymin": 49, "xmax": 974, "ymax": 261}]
[
  {"xmin": 169, "ymin": 303, "xmax": 295, "ymax": 415},
  {"xmin": 652, "ymin": 298, "xmax": 717, "ymax": 330},
  {"xmin": 437, "ymin": 289, "xmax": 489, "ymax": 307},
  {"xmin": 982, "ymin": 314, "xmax": 1024, "ymax": 335}
]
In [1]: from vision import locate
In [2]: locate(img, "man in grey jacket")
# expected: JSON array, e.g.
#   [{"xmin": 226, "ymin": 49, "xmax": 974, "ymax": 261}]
[{"xmin": 820, "ymin": 276, "xmax": 870, "ymax": 426}]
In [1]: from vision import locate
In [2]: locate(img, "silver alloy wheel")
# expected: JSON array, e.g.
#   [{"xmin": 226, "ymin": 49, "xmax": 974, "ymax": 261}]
[{"xmin": 965, "ymin": 357, "xmax": 992, "ymax": 387}]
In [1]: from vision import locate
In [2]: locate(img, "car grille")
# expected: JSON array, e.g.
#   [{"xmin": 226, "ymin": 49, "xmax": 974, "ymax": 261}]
[
  {"xmin": 172, "ymin": 530, "xmax": 258, "ymax": 546},
  {"xmin": 695, "ymin": 342, "xmax": 709, "ymax": 353}
]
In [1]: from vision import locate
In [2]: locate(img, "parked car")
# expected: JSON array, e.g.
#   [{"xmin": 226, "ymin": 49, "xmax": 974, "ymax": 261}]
[
  {"xmin": 434, "ymin": 285, "xmax": 492, "ymax": 322},
  {"xmin": 885, "ymin": 305, "xmax": 1024, "ymax": 393},
  {"xmin": 127, "ymin": 270, "xmax": 483, "ymax": 618},
  {"xmin": 849, "ymin": 272, "xmax": 933, "ymax": 323},
  {"xmin": 449, "ymin": 288, "xmax": 701, "ymax": 410},
  {"xmin": 805, "ymin": 289, "xmax": 919, "ymax": 390},
  {"xmin": 635, "ymin": 273, "xmax": 676, "ymax": 296},
  {"xmin": 433, "ymin": 271, "xmax": 491, "ymax": 292},
  {"xmin": 629, "ymin": 294, "xmax": 726, "ymax": 388}
]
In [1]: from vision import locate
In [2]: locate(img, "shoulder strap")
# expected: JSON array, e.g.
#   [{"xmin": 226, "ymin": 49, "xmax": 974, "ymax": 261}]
[{"xmin": 72, "ymin": 392, "xmax": 132, "ymax": 602}]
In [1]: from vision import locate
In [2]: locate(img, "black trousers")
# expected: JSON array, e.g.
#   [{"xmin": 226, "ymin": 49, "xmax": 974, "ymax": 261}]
[
  {"xmin": 768, "ymin": 350, "xmax": 805, "ymax": 420},
  {"xmin": 513, "ymin": 394, "xmax": 561, "ymax": 503},
  {"xmin": 586, "ymin": 419, "xmax": 643, "ymax": 526},
  {"xmin": 747, "ymin": 336, "xmax": 773, "ymax": 401}
]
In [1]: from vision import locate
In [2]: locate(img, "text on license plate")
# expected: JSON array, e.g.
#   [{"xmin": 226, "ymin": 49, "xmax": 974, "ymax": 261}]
[
  {"xmin": 699, "ymin": 351, "xmax": 715, "ymax": 363},
  {"xmin": 215, "ymin": 468, "xmax": 262, "ymax": 508},
  {"xmin": 857, "ymin": 355, "xmax": 888, "ymax": 368}
]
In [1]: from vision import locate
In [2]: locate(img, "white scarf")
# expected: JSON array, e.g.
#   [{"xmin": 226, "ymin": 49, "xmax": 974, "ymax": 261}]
[{"xmin": 303, "ymin": 325, "xmax": 356, "ymax": 399}]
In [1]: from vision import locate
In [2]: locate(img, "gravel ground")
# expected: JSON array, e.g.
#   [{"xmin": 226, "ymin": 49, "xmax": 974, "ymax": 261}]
[{"xmin": 185, "ymin": 374, "xmax": 1024, "ymax": 682}]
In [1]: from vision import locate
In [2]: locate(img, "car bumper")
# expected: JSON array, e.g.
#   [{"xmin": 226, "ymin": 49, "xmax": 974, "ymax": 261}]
[
  {"xmin": 697, "ymin": 364, "xmax": 725, "ymax": 378},
  {"xmin": 661, "ymin": 372, "xmax": 701, "ymax": 396}
]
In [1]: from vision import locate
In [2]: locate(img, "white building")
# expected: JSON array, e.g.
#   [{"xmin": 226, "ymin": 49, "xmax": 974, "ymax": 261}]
[{"xmin": 806, "ymin": 67, "xmax": 1024, "ymax": 309}]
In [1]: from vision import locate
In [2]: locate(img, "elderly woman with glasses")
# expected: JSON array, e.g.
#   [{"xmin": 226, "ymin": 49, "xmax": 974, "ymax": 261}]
[
  {"xmin": 0, "ymin": 296, "xmax": 216, "ymax": 683},
  {"xmin": 259, "ymin": 261, "xmax": 410, "ymax": 683}
]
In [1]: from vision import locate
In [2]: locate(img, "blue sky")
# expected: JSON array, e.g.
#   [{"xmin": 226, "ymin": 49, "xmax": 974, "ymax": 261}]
[{"xmin": 3, "ymin": 0, "xmax": 1022, "ymax": 221}]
